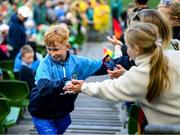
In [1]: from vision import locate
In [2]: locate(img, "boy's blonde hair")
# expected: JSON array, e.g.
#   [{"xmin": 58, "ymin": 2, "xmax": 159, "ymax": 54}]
[
  {"xmin": 125, "ymin": 22, "xmax": 170, "ymax": 103},
  {"xmin": 21, "ymin": 45, "xmax": 34, "ymax": 57},
  {"xmin": 130, "ymin": 9, "xmax": 172, "ymax": 49},
  {"xmin": 44, "ymin": 25, "xmax": 69, "ymax": 47}
]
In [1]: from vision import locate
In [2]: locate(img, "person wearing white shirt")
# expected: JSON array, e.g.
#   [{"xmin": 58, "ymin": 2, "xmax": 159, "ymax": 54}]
[{"xmin": 64, "ymin": 22, "xmax": 180, "ymax": 125}]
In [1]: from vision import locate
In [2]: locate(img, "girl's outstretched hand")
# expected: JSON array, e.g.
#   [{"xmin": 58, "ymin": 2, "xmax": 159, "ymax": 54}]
[
  {"xmin": 107, "ymin": 35, "xmax": 123, "ymax": 46},
  {"xmin": 107, "ymin": 64, "xmax": 126, "ymax": 79},
  {"xmin": 63, "ymin": 79, "xmax": 84, "ymax": 93}
]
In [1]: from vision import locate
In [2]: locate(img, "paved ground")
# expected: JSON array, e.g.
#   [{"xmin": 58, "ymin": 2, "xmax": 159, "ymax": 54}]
[{"xmin": 7, "ymin": 42, "xmax": 128, "ymax": 134}]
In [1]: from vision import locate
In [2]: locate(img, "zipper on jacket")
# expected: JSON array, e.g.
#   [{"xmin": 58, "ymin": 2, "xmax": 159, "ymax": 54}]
[{"xmin": 62, "ymin": 66, "xmax": 66, "ymax": 78}]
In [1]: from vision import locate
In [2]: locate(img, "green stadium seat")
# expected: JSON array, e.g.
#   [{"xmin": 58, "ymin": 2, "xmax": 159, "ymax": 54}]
[
  {"xmin": 4, "ymin": 107, "xmax": 20, "ymax": 127},
  {"xmin": 0, "ymin": 99, "xmax": 10, "ymax": 134},
  {"xmin": 0, "ymin": 80, "xmax": 29, "ymax": 102},
  {"xmin": 0, "ymin": 80, "xmax": 30, "ymax": 118},
  {"xmin": 0, "ymin": 100, "xmax": 21, "ymax": 134},
  {"xmin": 2, "ymin": 69, "xmax": 15, "ymax": 80},
  {"xmin": 0, "ymin": 80, "xmax": 30, "ymax": 133},
  {"xmin": 0, "ymin": 60, "xmax": 14, "ymax": 71},
  {"xmin": 36, "ymin": 45, "xmax": 46, "ymax": 57},
  {"xmin": 13, "ymin": 71, "xmax": 20, "ymax": 80}
]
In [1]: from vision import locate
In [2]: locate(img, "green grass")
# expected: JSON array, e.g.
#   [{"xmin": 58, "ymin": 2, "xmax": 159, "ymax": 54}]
[{"xmin": 108, "ymin": 0, "xmax": 160, "ymax": 11}]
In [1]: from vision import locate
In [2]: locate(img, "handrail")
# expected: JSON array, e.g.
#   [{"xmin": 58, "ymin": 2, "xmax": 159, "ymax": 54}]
[{"xmin": 144, "ymin": 125, "xmax": 180, "ymax": 134}]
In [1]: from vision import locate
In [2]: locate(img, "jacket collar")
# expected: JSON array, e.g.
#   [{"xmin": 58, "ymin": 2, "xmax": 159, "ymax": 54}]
[{"xmin": 134, "ymin": 53, "xmax": 151, "ymax": 66}]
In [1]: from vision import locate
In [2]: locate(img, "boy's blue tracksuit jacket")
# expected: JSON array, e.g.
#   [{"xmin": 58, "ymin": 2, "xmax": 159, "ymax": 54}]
[
  {"xmin": 28, "ymin": 52, "xmax": 134, "ymax": 119},
  {"xmin": 28, "ymin": 52, "xmax": 107, "ymax": 119}
]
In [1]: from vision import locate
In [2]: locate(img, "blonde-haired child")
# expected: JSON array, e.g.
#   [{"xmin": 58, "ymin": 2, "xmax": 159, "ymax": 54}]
[
  {"xmin": 108, "ymin": 9, "xmax": 172, "ymax": 49},
  {"xmin": 28, "ymin": 24, "xmax": 109, "ymax": 134},
  {"xmin": 19, "ymin": 45, "xmax": 35, "ymax": 90},
  {"xmin": 107, "ymin": 9, "xmax": 173, "ymax": 79},
  {"xmin": 158, "ymin": 1, "xmax": 180, "ymax": 49},
  {"xmin": 64, "ymin": 22, "xmax": 180, "ymax": 124}
]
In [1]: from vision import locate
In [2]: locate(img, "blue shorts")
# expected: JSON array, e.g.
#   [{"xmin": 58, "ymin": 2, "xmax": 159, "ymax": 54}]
[{"xmin": 32, "ymin": 114, "xmax": 71, "ymax": 135}]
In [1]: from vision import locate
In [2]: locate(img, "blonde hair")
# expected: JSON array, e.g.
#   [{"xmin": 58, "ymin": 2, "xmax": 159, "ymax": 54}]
[
  {"xmin": 158, "ymin": 2, "xmax": 180, "ymax": 26},
  {"xmin": 125, "ymin": 22, "xmax": 170, "ymax": 103},
  {"xmin": 21, "ymin": 45, "xmax": 34, "ymax": 57},
  {"xmin": 44, "ymin": 25, "xmax": 69, "ymax": 47},
  {"xmin": 130, "ymin": 9, "xmax": 172, "ymax": 49}
]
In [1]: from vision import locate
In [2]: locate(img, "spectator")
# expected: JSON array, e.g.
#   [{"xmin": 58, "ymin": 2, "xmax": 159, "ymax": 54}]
[
  {"xmin": 19, "ymin": 45, "xmax": 35, "ymax": 90},
  {"xmin": 8, "ymin": 5, "xmax": 30, "ymax": 59},
  {"xmin": 14, "ymin": 42, "xmax": 42, "ymax": 73},
  {"xmin": 133, "ymin": 0, "xmax": 149, "ymax": 12},
  {"xmin": 129, "ymin": 9, "xmax": 172, "ymax": 49},
  {"xmin": 64, "ymin": 22, "xmax": 180, "ymax": 125},
  {"xmin": 110, "ymin": 0, "xmax": 122, "ymax": 20},
  {"xmin": 86, "ymin": 0, "xmax": 94, "ymax": 25},
  {"xmin": 45, "ymin": 0, "xmax": 57, "ymax": 24},
  {"xmin": 6, "ymin": 0, "xmax": 18, "ymax": 23},
  {"xmin": 93, "ymin": 0, "xmax": 102, "ymax": 31},
  {"xmin": 158, "ymin": 1, "xmax": 180, "ymax": 40},
  {"xmin": 110, "ymin": 0, "xmax": 123, "ymax": 39},
  {"xmin": 0, "ymin": 24, "xmax": 10, "ymax": 60},
  {"xmin": 33, "ymin": 0, "xmax": 48, "ymax": 26},
  {"xmin": 123, "ymin": 0, "xmax": 149, "ymax": 31},
  {"xmin": 54, "ymin": 0, "xmax": 66, "ymax": 23},
  {"xmin": 107, "ymin": 9, "xmax": 172, "ymax": 79},
  {"xmin": 100, "ymin": 0, "xmax": 111, "ymax": 32},
  {"xmin": 24, "ymin": 20, "xmax": 37, "ymax": 42}
]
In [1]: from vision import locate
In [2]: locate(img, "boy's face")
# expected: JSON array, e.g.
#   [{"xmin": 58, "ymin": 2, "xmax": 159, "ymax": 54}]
[
  {"xmin": 22, "ymin": 52, "xmax": 34, "ymax": 65},
  {"xmin": 46, "ymin": 40, "xmax": 71, "ymax": 62}
]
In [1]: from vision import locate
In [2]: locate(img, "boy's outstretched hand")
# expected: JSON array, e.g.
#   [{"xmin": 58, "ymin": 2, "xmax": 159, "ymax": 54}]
[{"xmin": 63, "ymin": 79, "xmax": 84, "ymax": 94}]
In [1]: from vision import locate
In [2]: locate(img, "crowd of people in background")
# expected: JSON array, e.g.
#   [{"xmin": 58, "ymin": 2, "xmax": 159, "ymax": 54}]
[
  {"xmin": 0, "ymin": 0, "xmax": 116, "ymax": 61},
  {"xmin": 0, "ymin": 0, "xmax": 117, "ymax": 89}
]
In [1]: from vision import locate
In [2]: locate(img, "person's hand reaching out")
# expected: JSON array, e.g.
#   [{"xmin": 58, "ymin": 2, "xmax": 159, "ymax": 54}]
[
  {"xmin": 107, "ymin": 35, "xmax": 123, "ymax": 46},
  {"xmin": 63, "ymin": 79, "xmax": 84, "ymax": 94},
  {"xmin": 107, "ymin": 64, "xmax": 126, "ymax": 79}
]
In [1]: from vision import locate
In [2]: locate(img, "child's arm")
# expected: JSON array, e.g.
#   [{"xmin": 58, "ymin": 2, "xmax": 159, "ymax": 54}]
[
  {"xmin": 107, "ymin": 36, "xmax": 122, "ymax": 46},
  {"xmin": 94, "ymin": 63, "xmax": 108, "ymax": 75},
  {"xmin": 96, "ymin": 56, "xmax": 135, "ymax": 79},
  {"xmin": 103, "ymin": 56, "xmax": 135, "ymax": 79},
  {"xmin": 107, "ymin": 64, "xmax": 126, "ymax": 79},
  {"xmin": 32, "ymin": 60, "xmax": 66, "ymax": 98},
  {"xmin": 78, "ymin": 56, "xmax": 108, "ymax": 77},
  {"xmin": 114, "ymin": 56, "xmax": 135, "ymax": 70},
  {"xmin": 107, "ymin": 36, "xmax": 130, "ymax": 56},
  {"xmin": 107, "ymin": 36, "xmax": 125, "ymax": 58},
  {"xmin": 34, "ymin": 79, "xmax": 65, "ymax": 97}
]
